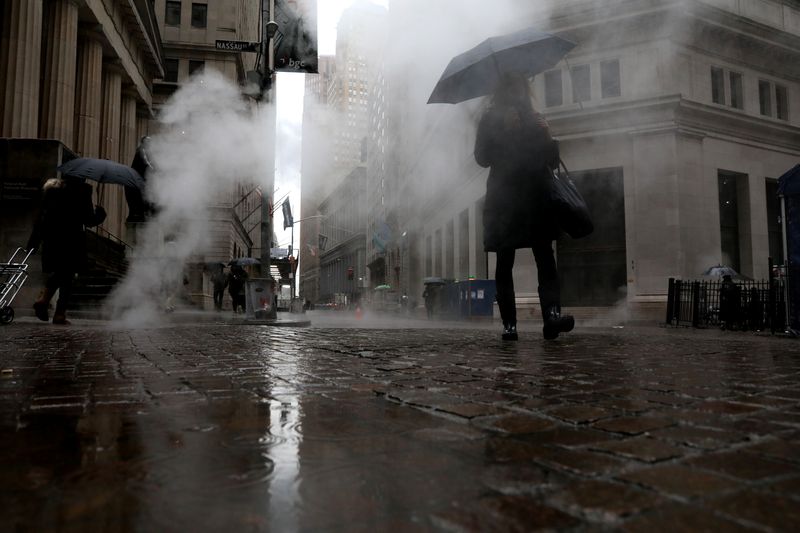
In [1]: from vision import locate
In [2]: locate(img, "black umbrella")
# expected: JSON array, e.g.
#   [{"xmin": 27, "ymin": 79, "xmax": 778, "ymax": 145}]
[
  {"xmin": 428, "ymin": 26, "xmax": 576, "ymax": 104},
  {"xmin": 58, "ymin": 157, "xmax": 145, "ymax": 189}
]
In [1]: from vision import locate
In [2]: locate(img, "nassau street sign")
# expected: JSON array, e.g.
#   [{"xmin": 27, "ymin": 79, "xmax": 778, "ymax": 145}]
[{"xmin": 215, "ymin": 40, "xmax": 260, "ymax": 52}]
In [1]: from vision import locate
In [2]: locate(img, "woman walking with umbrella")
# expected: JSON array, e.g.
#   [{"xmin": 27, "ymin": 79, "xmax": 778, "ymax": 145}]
[
  {"xmin": 27, "ymin": 176, "xmax": 107, "ymax": 324},
  {"xmin": 474, "ymin": 73, "xmax": 574, "ymax": 340}
]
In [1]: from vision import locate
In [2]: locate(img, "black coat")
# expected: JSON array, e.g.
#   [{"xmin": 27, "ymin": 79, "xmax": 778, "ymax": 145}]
[
  {"xmin": 474, "ymin": 105, "xmax": 559, "ymax": 251},
  {"xmin": 27, "ymin": 179, "xmax": 106, "ymax": 273}
]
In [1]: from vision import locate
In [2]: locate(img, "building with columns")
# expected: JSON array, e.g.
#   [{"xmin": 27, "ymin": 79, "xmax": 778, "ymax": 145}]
[
  {"xmin": 0, "ymin": 0, "xmax": 164, "ymax": 306},
  {"xmin": 0, "ymin": 0, "xmax": 263, "ymax": 313}
]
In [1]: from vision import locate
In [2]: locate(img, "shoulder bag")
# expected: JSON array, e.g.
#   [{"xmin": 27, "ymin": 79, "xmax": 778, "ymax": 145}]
[{"xmin": 550, "ymin": 159, "xmax": 593, "ymax": 239}]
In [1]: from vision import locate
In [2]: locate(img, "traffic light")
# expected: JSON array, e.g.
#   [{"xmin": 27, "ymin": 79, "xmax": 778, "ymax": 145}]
[{"xmin": 347, "ymin": 267, "xmax": 354, "ymax": 280}]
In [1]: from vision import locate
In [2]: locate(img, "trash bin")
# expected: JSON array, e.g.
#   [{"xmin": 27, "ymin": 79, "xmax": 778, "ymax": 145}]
[
  {"xmin": 245, "ymin": 278, "xmax": 276, "ymax": 319},
  {"xmin": 457, "ymin": 279, "xmax": 496, "ymax": 318}
]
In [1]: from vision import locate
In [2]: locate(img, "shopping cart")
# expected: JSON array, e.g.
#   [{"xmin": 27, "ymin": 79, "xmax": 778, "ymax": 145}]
[{"xmin": 0, "ymin": 248, "xmax": 34, "ymax": 324}]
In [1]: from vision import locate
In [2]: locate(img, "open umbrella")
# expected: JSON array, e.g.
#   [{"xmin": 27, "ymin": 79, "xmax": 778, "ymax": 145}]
[
  {"xmin": 423, "ymin": 277, "xmax": 446, "ymax": 285},
  {"xmin": 701, "ymin": 265, "xmax": 750, "ymax": 280},
  {"xmin": 229, "ymin": 257, "xmax": 261, "ymax": 267},
  {"xmin": 58, "ymin": 157, "xmax": 145, "ymax": 189},
  {"xmin": 428, "ymin": 26, "xmax": 576, "ymax": 104},
  {"xmin": 374, "ymin": 284, "xmax": 392, "ymax": 291}
]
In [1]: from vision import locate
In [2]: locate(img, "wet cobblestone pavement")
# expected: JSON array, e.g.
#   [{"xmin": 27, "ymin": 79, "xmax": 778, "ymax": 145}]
[{"xmin": 2, "ymin": 318, "xmax": 800, "ymax": 532}]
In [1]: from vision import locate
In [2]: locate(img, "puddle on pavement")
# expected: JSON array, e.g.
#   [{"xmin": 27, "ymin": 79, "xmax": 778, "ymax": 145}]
[{"xmin": 3, "ymin": 382, "xmax": 490, "ymax": 531}]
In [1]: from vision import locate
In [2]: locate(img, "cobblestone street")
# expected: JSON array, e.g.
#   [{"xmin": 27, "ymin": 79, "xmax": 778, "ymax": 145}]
[{"xmin": 2, "ymin": 317, "xmax": 800, "ymax": 531}]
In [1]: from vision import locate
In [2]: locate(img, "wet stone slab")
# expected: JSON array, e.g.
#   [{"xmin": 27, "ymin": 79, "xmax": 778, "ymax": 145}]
[{"xmin": 1, "ymin": 322, "xmax": 800, "ymax": 531}]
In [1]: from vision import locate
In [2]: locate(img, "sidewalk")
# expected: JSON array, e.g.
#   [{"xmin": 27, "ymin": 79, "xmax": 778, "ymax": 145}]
[{"xmin": 1, "ymin": 321, "xmax": 799, "ymax": 531}]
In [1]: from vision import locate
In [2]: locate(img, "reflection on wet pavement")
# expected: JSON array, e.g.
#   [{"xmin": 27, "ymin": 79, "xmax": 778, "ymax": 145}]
[{"xmin": 1, "ymin": 324, "xmax": 800, "ymax": 531}]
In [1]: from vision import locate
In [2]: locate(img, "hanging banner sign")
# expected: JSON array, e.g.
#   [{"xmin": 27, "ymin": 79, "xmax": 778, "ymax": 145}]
[{"xmin": 274, "ymin": 0, "xmax": 318, "ymax": 73}]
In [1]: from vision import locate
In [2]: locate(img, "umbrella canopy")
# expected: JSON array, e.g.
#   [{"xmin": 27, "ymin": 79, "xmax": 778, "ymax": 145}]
[
  {"xmin": 423, "ymin": 277, "xmax": 447, "ymax": 285},
  {"xmin": 374, "ymin": 284, "xmax": 392, "ymax": 291},
  {"xmin": 58, "ymin": 157, "xmax": 145, "ymax": 189},
  {"xmin": 229, "ymin": 257, "xmax": 261, "ymax": 266},
  {"xmin": 428, "ymin": 26, "xmax": 576, "ymax": 104},
  {"xmin": 701, "ymin": 265, "xmax": 749, "ymax": 280}
]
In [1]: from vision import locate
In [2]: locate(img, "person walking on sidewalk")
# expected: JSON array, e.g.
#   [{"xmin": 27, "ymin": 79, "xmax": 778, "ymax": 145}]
[
  {"xmin": 227, "ymin": 264, "xmax": 248, "ymax": 313},
  {"xmin": 474, "ymin": 72, "xmax": 574, "ymax": 341},
  {"xmin": 211, "ymin": 264, "xmax": 228, "ymax": 311},
  {"xmin": 27, "ymin": 176, "xmax": 107, "ymax": 324}
]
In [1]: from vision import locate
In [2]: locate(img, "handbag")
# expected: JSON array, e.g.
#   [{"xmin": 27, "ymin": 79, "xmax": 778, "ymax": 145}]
[{"xmin": 549, "ymin": 159, "xmax": 593, "ymax": 239}]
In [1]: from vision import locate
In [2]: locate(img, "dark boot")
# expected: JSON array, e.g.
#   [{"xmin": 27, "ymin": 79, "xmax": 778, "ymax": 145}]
[
  {"xmin": 543, "ymin": 308, "xmax": 574, "ymax": 340},
  {"xmin": 33, "ymin": 288, "xmax": 54, "ymax": 322},
  {"xmin": 52, "ymin": 303, "xmax": 70, "ymax": 325},
  {"xmin": 502, "ymin": 322, "xmax": 518, "ymax": 341}
]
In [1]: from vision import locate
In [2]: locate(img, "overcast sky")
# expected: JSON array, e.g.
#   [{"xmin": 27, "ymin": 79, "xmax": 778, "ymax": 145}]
[{"xmin": 274, "ymin": 0, "xmax": 387, "ymax": 254}]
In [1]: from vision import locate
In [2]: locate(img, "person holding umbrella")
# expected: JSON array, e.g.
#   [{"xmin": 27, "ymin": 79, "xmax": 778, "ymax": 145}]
[
  {"xmin": 227, "ymin": 264, "xmax": 248, "ymax": 313},
  {"xmin": 428, "ymin": 27, "xmax": 578, "ymax": 340},
  {"xmin": 474, "ymin": 73, "xmax": 574, "ymax": 341},
  {"xmin": 27, "ymin": 176, "xmax": 107, "ymax": 324}
]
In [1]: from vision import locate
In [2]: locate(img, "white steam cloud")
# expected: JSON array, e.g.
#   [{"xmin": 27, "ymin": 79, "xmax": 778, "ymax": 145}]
[{"xmin": 108, "ymin": 70, "xmax": 275, "ymax": 327}]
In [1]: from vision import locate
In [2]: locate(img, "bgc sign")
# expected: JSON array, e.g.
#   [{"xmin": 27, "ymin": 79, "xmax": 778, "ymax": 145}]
[{"xmin": 274, "ymin": 0, "xmax": 318, "ymax": 74}]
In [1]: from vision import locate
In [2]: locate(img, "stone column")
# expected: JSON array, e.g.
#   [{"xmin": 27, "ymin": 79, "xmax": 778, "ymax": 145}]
[
  {"xmin": 119, "ymin": 91, "xmax": 138, "ymax": 242},
  {"xmin": 73, "ymin": 33, "xmax": 103, "ymax": 157},
  {"xmin": 119, "ymin": 92, "xmax": 137, "ymax": 166},
  {"xmin": 99, "ymin": 65, "xmax": 122, "ymax": 238},
  {"xmin": 0, "ymin": 0, "xmax": 43, "ymax": 137},
  {"xmin": 136, "ymin": 114, "xmax": 150, "ymax": 141},
  {"xmin": 39, "ymin": 0, "xmax": 79, "ymax": 145}
]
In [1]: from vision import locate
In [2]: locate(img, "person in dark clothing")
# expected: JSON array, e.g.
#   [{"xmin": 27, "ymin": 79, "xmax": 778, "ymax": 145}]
[
  {"xmin": 474, "ymin": 72, "xmax": 573, "ymax": 341},
  {"xmin": 719, "ymin": 274, "xmax": 741, "ymax": 330},
  {"xmin": 125, "ymin": 136, "xmax": 155, "ymax": 223},
  {"xmin": 27, "ymin": 177, "xmax": 107, "ymax": 324},
  {"xmin": 423, "ymin": 285, "xmax": 437, "ymax": 319},
  {"xmin": 211, "ymin": 264, "xmax": 228, "ymax": 311},
  {"xmin": 227, "ymin": 265, "xmax": 248, "ymax": 313}
]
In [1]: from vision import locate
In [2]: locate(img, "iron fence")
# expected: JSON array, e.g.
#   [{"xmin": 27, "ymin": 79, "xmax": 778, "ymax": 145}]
[{"xmin": 666, "ymin": 276, "xmax": 789, "ymax": 333}]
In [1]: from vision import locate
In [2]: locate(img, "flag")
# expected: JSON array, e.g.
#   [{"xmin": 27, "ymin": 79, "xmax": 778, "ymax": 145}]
[{"xmin": 282, "ymin": 199, "xmax": 293, "ymax": 229}]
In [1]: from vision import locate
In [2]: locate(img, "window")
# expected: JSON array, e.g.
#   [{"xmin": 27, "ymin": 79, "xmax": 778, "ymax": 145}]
[
  {"xmin": 600, "ymin": 59, "xmax": 620, "ymax": 98},
  {"xmin": 434, "ymin": 228, "xmax": 442, "ymax": 276},
  {"xmin": 776, "ymin": 84, "xmax": 789, "ymax": 121},
  {"xmin": 718, "ymin": 171, "xmax": 742, "ymax": 272},
  {"xmin": 544, "ymin": 70, "xmax": 563, "ymax": 107},
  {"xmin": 759, "ymin": 80, "xmax": 772, "ymax": 116},
  {"xmin": 711, "ymin": 67, "xmax": 725, "ymax": 105},
  {"xmin": 445, "ymin": 220, "xmax": 454, "ymax": 279},
  {"xmin": 458, "ymin": 209, "xmax": 469, "ymax": 278},
  {"xmin": 191, "ymin": 3, "xmax": 207, "ymax": 29},
  {"xmin": 729, "ymin": 72, "xmax": 743, "ymax": 109},
  {"xmin": 765, "ymin": 180, "xmax": 784, "ymax": 265},
  {"xmin": 570, "ymin": 64, "xmax": 590, "ymax": 104},
  {"xmin": 188, "ymin": 60, "xmax": 204, "ymax": 75},
  {"xmin": 164, "ymin": 58, "xmax": 179, "ymax": 82},
  {"xmin": 165, "ymin": 1, "xmax": 181, "ymax": 26}
]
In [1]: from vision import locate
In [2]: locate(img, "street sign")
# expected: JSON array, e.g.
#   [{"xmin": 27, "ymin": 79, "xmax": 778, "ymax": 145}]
[{"xmin": 215, "ymin": 40, "xmax": 260, "ymax": 52}]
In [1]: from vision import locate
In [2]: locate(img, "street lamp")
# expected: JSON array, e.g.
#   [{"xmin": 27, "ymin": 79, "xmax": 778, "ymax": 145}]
[{"xmin": 257, "ymin": 0, "xmax": 278, "ymax": 318}]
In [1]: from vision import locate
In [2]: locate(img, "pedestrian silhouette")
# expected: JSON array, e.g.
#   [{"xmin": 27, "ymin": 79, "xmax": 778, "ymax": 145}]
[
  {"xmin": 474, "ymin": 72, "xmax": 573, "ymax": 340},
  {"xmin": 27, "ymin": 177, "xmax": 106, "ymax": 324}
]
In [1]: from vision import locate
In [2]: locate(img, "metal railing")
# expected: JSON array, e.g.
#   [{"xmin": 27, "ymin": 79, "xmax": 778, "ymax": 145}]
[{"xmin": 666, "ymin": 275, "xmax": 789, "ymax": 333}]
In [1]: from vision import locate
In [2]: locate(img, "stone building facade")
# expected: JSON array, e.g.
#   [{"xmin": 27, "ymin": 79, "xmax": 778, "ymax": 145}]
[
  {"xmin": 0, "ymin": 0, "xmax": 164, "ymax": 306},
  {"xmin": 151, "ymin": 0, "xmax": 262, "ymax": 308},
  {"xmin": 1, "ymin": 0, "xmax": 164, "ymax": 242}
]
